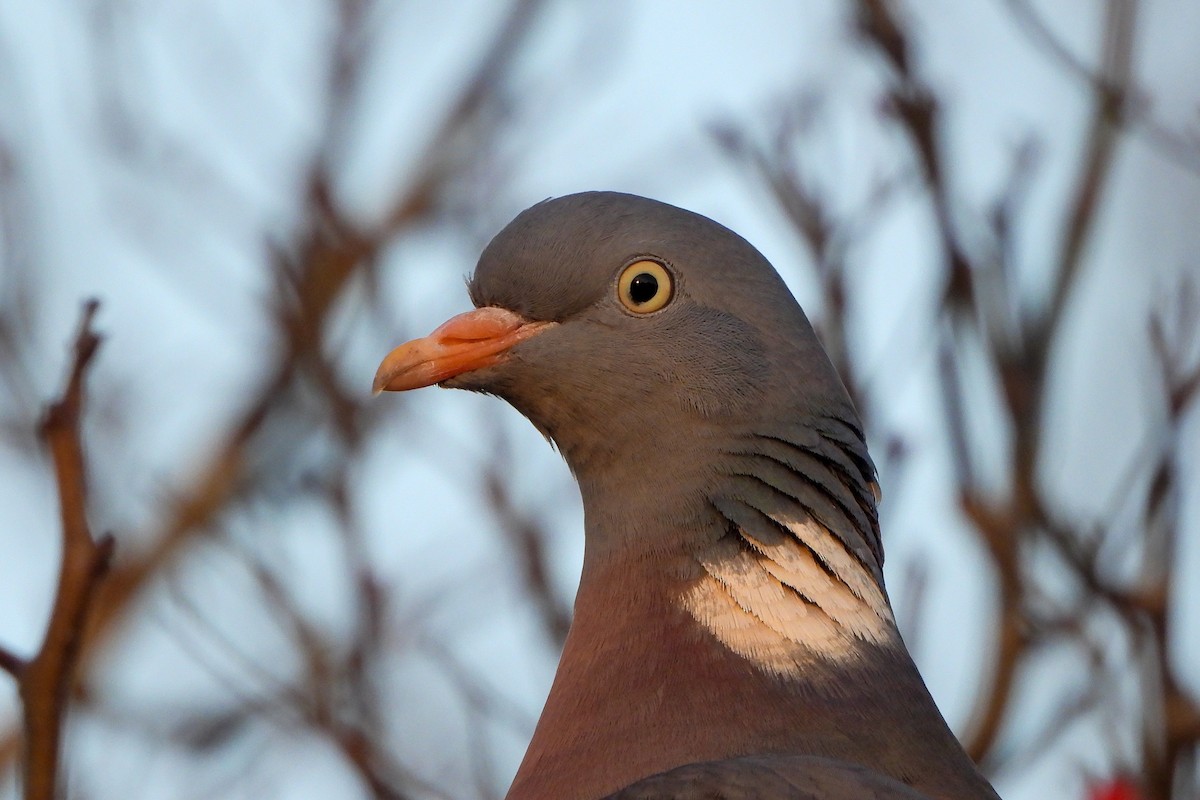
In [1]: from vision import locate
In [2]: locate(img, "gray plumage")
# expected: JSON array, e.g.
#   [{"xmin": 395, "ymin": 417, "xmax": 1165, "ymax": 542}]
[{"xmin": 379, "ymin": 192, "xmax": 1000, "ymax": 799}]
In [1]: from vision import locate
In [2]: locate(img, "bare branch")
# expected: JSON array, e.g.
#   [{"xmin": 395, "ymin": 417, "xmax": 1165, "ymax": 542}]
[
  {"xmin": 5, "ymin": 299, "xmax": 115, "ymax": 800},
  {"xmin": 0, "ymin": 0, "xmax": 551, "ymax": 782},
  {"xmin": 483, "ymin": 432, "xmax": 572, "ymax": 646},
  {"xmin": 1034, "ymin": 0, "xmax": 1134, "ymax": 348},
  {"xmin": 1001, "ymin": 0, "xmax": 1200, "ymax": 175}
]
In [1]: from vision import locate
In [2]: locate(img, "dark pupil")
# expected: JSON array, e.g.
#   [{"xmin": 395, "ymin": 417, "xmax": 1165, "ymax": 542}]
[{"xmin": 628, "ymin": 273, "xmax": 659, "ymax": 305}]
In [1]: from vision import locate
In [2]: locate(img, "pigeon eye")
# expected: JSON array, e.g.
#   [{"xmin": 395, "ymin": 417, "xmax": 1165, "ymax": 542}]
[{"xmin": 617, "ymin": 261, "xmax": 673, "ymax": 314}]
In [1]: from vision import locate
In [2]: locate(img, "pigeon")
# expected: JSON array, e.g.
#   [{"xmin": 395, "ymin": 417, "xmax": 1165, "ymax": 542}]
[{"xmin": 375, "ymin": 192, "xmax": 1000, "ymax": 800}]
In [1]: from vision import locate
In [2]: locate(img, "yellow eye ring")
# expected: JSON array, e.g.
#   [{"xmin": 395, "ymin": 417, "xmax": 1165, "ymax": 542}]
[{"xmin": 617, "ymin": 260, "xmax": 673, "ymax": 314}]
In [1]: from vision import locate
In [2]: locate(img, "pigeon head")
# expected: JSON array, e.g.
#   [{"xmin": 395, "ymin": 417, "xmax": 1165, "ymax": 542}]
[
  {"xmin": 375, "ymin": 192, "xmax": 877, "ymax": 561},
  {"xmin": 379, "ymin": 195, "xmax": 859, "ymax": 463}
]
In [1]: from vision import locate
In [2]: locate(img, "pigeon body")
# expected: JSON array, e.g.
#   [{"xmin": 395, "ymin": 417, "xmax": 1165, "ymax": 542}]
[{"xmin": 375, "ymin": 192, "xmax": 999, "ymax": 800}]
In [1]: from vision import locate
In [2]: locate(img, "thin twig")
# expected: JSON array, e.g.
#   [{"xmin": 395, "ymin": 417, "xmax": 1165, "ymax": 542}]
[
  {"xmin": 483, "ymin": 429, "xmax": 572, "ymax": 646},
  {"xmin": 1000, "ymin": 0, "xmax": 1200, "ymax": 175}
]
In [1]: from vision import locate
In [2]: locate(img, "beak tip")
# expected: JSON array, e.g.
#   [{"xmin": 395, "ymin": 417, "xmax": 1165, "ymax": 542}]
[{"xmin": 371, "ymin": 370, "xmax": 392, "ymax": 396}]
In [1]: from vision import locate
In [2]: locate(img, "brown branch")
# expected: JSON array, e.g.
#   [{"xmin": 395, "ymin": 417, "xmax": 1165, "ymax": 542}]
[
  {"xmin": 0, "ymin": 0, "xmax": 550, "ymax": 779},
  {"xmin": 1141, "ymin": 290, "xmax": 1200, "ymax": 800},
  {"xmin": 711, "ymin": 106, "xmax": 915, "ymax": 419},
  {"xmin": 4, "ymin": 299, "xmax": 115, "ymax": 800},
  {"xmin": 1001, "ymin": 0, "xmax": 1200, "ymax": 176},
  {"xmin": 1033, "ymin": 0, "xmax": 1133, "ymax": 349},
  {"xmin": 856, "ymin": 0, "xmax": 976, "ymax": 314},
  {"xmin": 855, "ymin": 0, "xmax": 1145, "ymax": 771},
  {"xmin": 0, "ymin": 647, "xmax": 23, "ymax": 678},
  {"xmin": 854, "ymin": 1, "xmax": 1015, "ymax": 760},
  {"xmin": 957, "ymin": 491, "xmax": 1024, "ymax": 765},
  {"xmin": 483, "ymin": 434, "xmax": 572, "ymax": 646},
  {"xmin": 711, "ymin": 114, "xmax": 860, "ymax": 406}
]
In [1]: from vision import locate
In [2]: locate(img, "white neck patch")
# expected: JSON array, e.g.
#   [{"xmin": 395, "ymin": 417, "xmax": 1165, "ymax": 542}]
[{"xmin": 680, "ymin": 513, "xmax": 897, "ymax": 675}]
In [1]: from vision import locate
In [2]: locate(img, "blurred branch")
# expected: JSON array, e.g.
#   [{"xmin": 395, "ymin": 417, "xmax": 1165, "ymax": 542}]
[
  {"xmin": 0, "ymin": 0, "xmax": 550, "ymax": 786},
  {"xmin": 711, "ymin": 110, "xmax": 856, "ymax": 405},
  {"xmin": 856, "ymin": 0, "xmax": 975, "ymax": 313},
  {"xmin": 852, "ymin": 0, "xmax": 1020, "ymax": 758},
  {"xmin": 0, "ymin": 300, "xmax": 115, "ymax": 800},
  {"xmin": 994, "ymin": 0, "xmax": 1136, "ymax": 770},
  {"xmin": 723, "ymin": 4, "xmax": 1195, "ymax": 795},
  {"xmin": 711, "ymin": 108, "xmax": 909, "ymax": 416},
  {"xmin": 1138, "ymin": 285, "xmax": 1200, "ymax": 800},
  {"xmin": 855, "ymin": 0, "xmax": 1167, "ymax": 781},
  {"xmin": 421, "ymin": 637, "xmax": 540, "ymax": 800},
  {"xmin": 971, "ymin": 0, "xmax": 1134, "ymax": 767},
  {"xmin": 483, "ymin": 432, "xmax": 572, "ymax": 646},
  {"xmin": 1034, "ymin": 0, "xmax": 1132, "ymax": 348},
  {"xmin": 1000, "ymin": 0, "xmax": 1200, "ymax": 176},
  {"xmin": 241, "ymin": 521, "xmax": 420, "ymax": 800}
]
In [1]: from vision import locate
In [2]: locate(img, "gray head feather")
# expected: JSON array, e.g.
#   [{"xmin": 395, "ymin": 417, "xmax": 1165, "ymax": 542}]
[{"xmin": 454, "ymin": 191, "xmax": 880, "ymax": 569}]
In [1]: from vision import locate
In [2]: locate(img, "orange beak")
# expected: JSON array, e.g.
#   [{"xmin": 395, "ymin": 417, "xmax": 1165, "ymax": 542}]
[{"xmin": 373, "ymin": 307, "xmax": 555, "ymax": 394}]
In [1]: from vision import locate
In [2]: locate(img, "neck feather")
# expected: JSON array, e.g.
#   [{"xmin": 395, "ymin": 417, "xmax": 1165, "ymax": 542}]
[
  {"xmin": 505, "ymin": 424, "xmax": 986, "ymax": 800},
  {"xmin": 682, "ymin": 511, "xmax": 897, "ymax": 675},
  {"xmin": 684, "ymin": 419, "xmax": 897, "ymax": 672}
]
